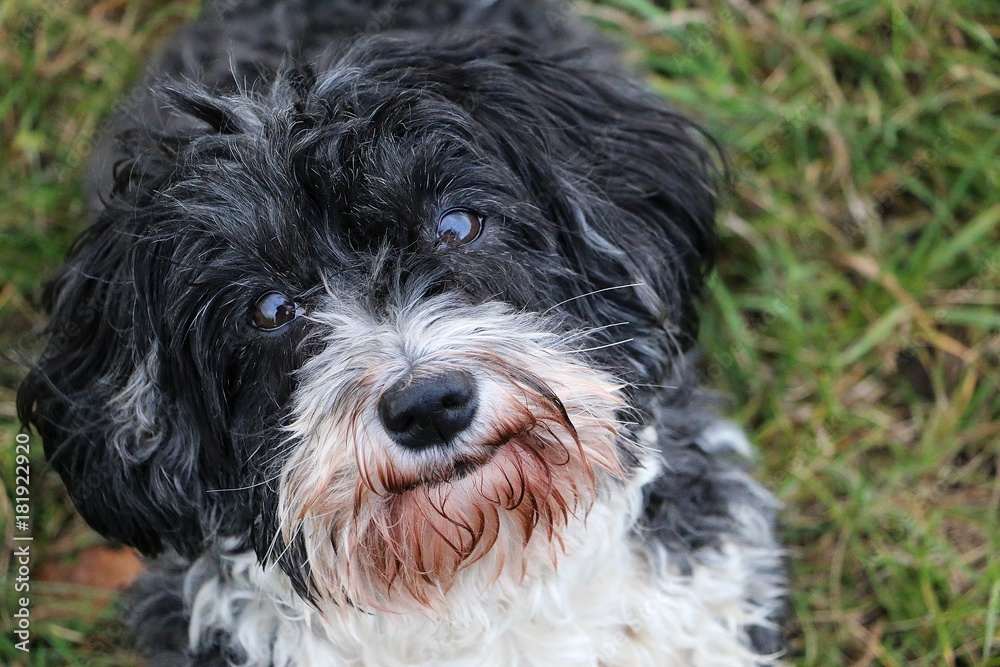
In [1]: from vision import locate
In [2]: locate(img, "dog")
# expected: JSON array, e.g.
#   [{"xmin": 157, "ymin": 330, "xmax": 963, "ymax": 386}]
[{"xmin": 18, "ymin": 1, "xmax": 786, "ymax": 664}]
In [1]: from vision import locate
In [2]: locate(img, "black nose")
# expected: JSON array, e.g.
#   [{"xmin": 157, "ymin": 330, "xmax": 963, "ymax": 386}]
[{"xmin": 378, "ymin": 369, "xmax": 478, "ymax": 450}]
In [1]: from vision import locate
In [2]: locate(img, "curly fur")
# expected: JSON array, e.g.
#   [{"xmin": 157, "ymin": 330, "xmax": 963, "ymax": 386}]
[{"xmin": 19, "ymin": 1, "xmax": 787, "ymax": 665}]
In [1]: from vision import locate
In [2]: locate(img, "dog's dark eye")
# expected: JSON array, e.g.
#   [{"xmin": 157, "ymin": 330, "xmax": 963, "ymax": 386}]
[
  {"xmin": 437, "ymin": 209, "xmax": 483, "ymax": 248},
  {"xmin": 251, "ymin": 292, "xmax": 302, "ymax": 330}
]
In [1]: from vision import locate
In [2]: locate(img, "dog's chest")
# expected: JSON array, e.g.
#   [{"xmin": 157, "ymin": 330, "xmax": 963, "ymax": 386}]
[
  {"xmin": 188, "ymin": 543, "xmax": 655, "ymax": 667},
  {"xmin": 184, "ymin": 490, "xmax": 767, "ymax": 667}
]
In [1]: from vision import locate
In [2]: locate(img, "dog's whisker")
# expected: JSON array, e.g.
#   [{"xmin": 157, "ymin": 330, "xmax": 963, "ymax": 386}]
[
  {"xmin": 208, "ymin": 453, "xmax": 313, "ymax": 494},
  {"xmin": 262, "ymin": 520, "xmax": 302, "ymax": 574},
  {"xmin": 565, "ymin": 338, "xmax": 635, "ymax": 354},
  {"xmin": 629, "ymin": 383, "xmax": 681, "ymax": 391},
  {"xmin": 541, "ymin": 283, "xmax": 646, "ymax": 316},
  {"xmin": 560, "ymin": 321, "xmax": 631, "ymax": 343}
]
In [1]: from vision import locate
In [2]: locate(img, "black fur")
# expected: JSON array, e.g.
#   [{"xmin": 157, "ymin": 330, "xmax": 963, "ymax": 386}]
[{"xmin": 19, "ymin": 0, "xmax": 784, "ymax": 663}]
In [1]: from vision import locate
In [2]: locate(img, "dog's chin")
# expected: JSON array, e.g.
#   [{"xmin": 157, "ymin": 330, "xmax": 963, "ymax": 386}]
[
  {"xmin": 297, "ymin": 416, "xmax": 618, "ymax": 613},
  {"xmin": 284, "ymin": 409, "xmax": 622, "ymax": 613}
]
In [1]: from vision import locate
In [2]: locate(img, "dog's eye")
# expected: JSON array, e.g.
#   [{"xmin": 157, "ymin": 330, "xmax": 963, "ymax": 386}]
[
  {"xmin": 251, "ymin": 292, "xmax": 303, "ymax": 330},
  {"xmin": 437, "ymin": 209, "xmax": 483, "ymax": 248}
]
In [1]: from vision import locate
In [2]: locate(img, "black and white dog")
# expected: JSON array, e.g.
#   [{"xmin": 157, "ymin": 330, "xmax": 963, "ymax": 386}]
[{"xmin": 19, "ymin": 1, "xmax": 786, "ymax": 664}]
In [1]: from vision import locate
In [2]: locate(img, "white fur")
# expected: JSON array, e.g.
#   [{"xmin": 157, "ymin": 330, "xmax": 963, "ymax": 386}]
[
  {"xmin": 186, "ymin": 448, "xmax": 784, "ymax": 667},
  {"xmin": 108, "ymin": 352, "xmax": 163, "ymax": 462}
]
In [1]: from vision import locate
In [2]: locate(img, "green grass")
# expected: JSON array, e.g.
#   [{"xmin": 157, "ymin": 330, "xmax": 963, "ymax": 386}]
[{"xmin": 2, "ymin": 0, "xmax": 998, "ymax": 665}]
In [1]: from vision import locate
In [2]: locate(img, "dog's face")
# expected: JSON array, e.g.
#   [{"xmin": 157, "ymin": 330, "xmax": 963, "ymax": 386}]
[{"xmin": 20, "ymin": 35, "xmax": 716, "ymax": 610}]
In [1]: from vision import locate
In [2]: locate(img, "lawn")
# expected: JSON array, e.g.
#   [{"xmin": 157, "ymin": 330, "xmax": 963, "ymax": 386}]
[{"xmin": 1, "ymin": 0, "xmax": 998, "ymax": 665}]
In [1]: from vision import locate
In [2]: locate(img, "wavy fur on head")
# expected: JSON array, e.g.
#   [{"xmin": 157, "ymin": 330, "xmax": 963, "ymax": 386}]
[{"xmin": 18, "ymin": 1, "xmax": 786, "ymax": 665}]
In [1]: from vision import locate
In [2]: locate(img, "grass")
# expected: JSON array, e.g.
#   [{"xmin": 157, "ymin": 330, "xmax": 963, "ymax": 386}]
[{"xmin": 1, "ymin": 0, "xmax": 998, "ymax": 665}]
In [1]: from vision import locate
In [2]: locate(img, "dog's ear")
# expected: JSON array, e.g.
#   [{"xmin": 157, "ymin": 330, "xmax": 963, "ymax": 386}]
[
  {"xmin": 471, "ymin": 41, "xmax": 721, "ymax": 370},
  {"xmin": 15, "ymin": 86, "xmax": 246, "ymax": 557},
  {"xmin": 17, "ymin": 209, "xmax": 214, "ymax": 556}
]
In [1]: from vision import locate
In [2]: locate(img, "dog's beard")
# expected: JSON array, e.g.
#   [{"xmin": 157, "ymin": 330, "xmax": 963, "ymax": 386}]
[{"xmin": 277, "ymin": 296, "xmax": 625, "ymax": 611}]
